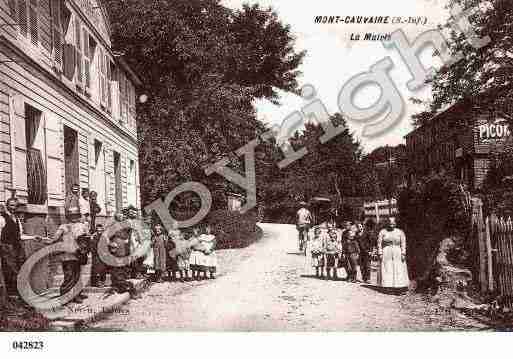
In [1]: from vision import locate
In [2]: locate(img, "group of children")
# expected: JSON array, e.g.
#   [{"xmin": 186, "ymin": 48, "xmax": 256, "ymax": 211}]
[
  {"xmin": 307, "ymin": 224, "xmax": 364, "ymax": 282},
  {"xmin": 88, "ymin": 219, "xmax": 218, "ymax": 288},
  {"xmin": 162, "ymin": 225, "xmax": 218, "ymax": 282}
]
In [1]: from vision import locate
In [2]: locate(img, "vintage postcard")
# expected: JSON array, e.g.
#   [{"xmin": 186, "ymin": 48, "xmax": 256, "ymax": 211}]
[{"xmin": 0, "ymin": 0, "xmax": 512, "ymax": 346}]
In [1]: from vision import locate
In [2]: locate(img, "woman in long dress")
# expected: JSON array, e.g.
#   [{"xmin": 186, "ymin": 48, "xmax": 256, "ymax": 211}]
[
  {"xmin": 151, "ymin": 223, "xmax": 167, "ymax": 282},
  {"xmin": 377, "ymin": 217, "xmax": 409, "ymax": 291}
]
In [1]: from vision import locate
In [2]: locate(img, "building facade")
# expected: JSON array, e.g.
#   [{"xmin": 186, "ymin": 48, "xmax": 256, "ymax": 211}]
[
  {"xmin": 363, "ymin": 198, "xmax": 398, "ymax": 223},
  {"xmin": 405, "ymin": 100, "xmax": 512, "ymax": 191},
  {"xmin": 0, "ymin": 0, "xmax": 141, "ymax": 235}
]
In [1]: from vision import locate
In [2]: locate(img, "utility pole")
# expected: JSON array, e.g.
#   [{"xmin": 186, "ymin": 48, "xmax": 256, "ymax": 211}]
[{"xmin": 387, "ymin": 146, "xmax": 393, "ymax": 217}]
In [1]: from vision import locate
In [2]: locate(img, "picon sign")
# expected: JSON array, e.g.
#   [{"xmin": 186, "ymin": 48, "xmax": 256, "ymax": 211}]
[{"xmin": 478, "ymin": 118, "xmax": 511, "ymax": 142}]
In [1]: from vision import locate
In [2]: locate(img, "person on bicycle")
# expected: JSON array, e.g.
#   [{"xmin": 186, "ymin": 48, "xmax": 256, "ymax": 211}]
[{"xmin": 296, "ymin": 202, "xmax": 312, "ymax": 251}]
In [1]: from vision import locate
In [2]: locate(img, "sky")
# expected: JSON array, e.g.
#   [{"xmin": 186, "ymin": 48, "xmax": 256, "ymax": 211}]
[{"xmin": 222, "ymin": 0, "xmax": 451, "ymax": 153}]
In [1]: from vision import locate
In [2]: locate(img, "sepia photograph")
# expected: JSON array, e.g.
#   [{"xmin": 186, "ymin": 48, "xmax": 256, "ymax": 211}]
[{"xmin": 0, "ymin": 0, "xmax": 512, "ymax": 349}]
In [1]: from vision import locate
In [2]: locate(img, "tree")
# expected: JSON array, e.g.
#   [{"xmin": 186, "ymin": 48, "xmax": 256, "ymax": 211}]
[
  {"xmin": 104, "ymin": 0, "xmax": 305, "ymax": 208},
  {"xmin": 430, "ymin": 0, "xmax": 513, "ymax": 114}
]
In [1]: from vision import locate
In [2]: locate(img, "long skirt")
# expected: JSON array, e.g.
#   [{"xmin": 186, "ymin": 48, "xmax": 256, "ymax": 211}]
[
  {"xmin": 377, "ymin": 245, "xmax": 409, "ymax": 288},
  {"xmin": 153, "ymin": 239, "xmax": 167, "ymax": 272}
]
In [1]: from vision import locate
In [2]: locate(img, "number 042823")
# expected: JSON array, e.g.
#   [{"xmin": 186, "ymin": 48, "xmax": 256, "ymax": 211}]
[{"xmin": 11, "ymin": 341, "xmax": 44, "ymax": 350}]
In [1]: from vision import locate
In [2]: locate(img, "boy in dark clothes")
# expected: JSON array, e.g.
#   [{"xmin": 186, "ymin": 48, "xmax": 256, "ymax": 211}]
[{"xmin": 343, "ymin": 228, "xmax": 360, "ymax": 282}]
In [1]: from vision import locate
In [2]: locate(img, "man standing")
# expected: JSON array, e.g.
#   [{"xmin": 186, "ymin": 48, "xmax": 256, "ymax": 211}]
[
  {"xmin": 80, "ymin": 188, "xmax": 91, "ymax": 231},
  {"xmin": 89, "ymin": 191, "xmax": 102, "ymax": 234},
  {"xmin": 296, "ymin": 202, "xmax": 312, "ymax": 252},
  {"xmin": 46, "ymin": 208, "xmax": 89, "ymax": 304},
  {"xmin": 64, "ymin": 184, "xmax": 81, "ymax": 214},
  {"xmin": 125, "ymin": 205, "xmax": 149, "ymax": 279},
  {"xmin": 0, "ymin": 198, "xmax": 25, "ymax": 297},
  {"xmin": 356, "ymin": 221, "xmax": 373, "ymax": 283},
  {"xmin": 105, "ymin": 212, "xmax": 141, "ymax": 299},
  {"xmin": 90, "ymin": 223, "xmax": 107, "ymax": 287}
]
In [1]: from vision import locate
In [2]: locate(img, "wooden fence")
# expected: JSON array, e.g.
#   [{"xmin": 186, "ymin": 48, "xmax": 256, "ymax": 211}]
[
  {"xmin": 487, "ymin": 215, "xmax": 513, "ymax": 308},
  {"xmin": 473, "ymin": 198, "xmax": 513, "ymax": 308}
]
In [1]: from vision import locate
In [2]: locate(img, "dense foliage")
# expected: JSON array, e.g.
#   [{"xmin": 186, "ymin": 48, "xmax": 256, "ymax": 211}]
[
  {"xmin": 104, "ymin": 0, "xmax": 305, "ymax": 211},
  {"xmin": 482, "ymin": 152, "xmax": 513, "ymax": 217},
  {"xmin": 397, "ymin": 175, "xmax": 473, "ymax": 281},
  {"xmin": 104, "ymin": 1, "xmax": 401, "ymax": 224}
]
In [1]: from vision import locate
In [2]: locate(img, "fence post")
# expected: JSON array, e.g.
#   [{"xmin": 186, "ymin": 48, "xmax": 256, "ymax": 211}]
[
  {"xmin": 472, "ymin": 198, "xmax": 488, "ymax": 293},
  {"xmin": 485, "ymin": 216, "xmax": 494, "ymax": 292}
]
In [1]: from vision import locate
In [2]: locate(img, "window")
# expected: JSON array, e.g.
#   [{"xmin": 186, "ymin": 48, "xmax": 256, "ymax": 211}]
[
  {"xmin": 12, "ymin": 0, "xmax": 38, "ymax": 43},
  {"xmin": 25, "ymin": 104, "xmax": 47, "ymax": 205},
  {"xmin": 8, "ymin": 0, "xmax": 16, "ymax": 17},
  {"xmin": 83, "ymin": 28, "xmax": 91, "ymax": 91},
  {"xmin": 106, "ymin": 55, "xmax": 112, "ymax": 111},
  {"xmin": 75, "ymin": 16, "xmax": 83, "ymax": 87},
  {"xmin": 91, "ymin": 139, "xmax": 107, "ymax": 214},
  {"xmin": 64, "ymin": 126, "xmax": 79, "ymax": 195},
  {"xmin": 28, "ymin": 0, "xmax": 38, "ymax": 44},
  {"xmin": 50, "ymin": 0, "xmax": 63, "ymax": 69},
  {"xmin": 99, "ymin": 47, "xmax": 107, "ymax": 106},
  {"xmin": 113, "ymin": 151, "xmax": 122, "ymax": 212},
  {"xmin": 88, "ymin": 35, "xmax": 98, "ymax": 98},
  {"xmin": 119, "ymin": 72, "xmax": 126, "ymax": 123}
]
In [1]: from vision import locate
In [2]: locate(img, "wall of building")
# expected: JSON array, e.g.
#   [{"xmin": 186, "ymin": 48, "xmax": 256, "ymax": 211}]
[{"xmin": 0, "ymin": 0, "xmax": 140, "ymax": 235}]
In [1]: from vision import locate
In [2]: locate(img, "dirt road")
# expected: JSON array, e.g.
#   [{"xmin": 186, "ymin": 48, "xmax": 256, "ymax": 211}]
[{"xmin": 90, "ymin": 224, "xmax": 483, "ymax": 331}]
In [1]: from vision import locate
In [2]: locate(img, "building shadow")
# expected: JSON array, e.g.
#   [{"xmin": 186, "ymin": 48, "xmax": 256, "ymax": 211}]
[
  {"xmin": 300, "ymin": 274, "xmax": 349, "ymax": 282},
  {"xmin": 361, "ymin": 284, "xmax": 407, "ymax": 296},
  {"xmin": 287, "ymin": 252, "xmax": 306, "ymax": 256}
]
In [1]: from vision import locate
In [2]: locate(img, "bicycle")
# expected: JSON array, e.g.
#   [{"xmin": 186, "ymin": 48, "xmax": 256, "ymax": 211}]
[{"xmin": 297, "ymin": 224, "xmax": 310, "ymax": 255}]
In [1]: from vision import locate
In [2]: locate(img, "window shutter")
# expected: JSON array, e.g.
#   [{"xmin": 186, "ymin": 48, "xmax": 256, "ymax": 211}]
[
  {"xmin": 110, "ymin": 80, "xmax": 120, "ymax": 122},
  {"xmin": 29, "ymin": 0, "xmax": 38, "ymax": 45},
  {"xmin": 11, "ymin": 96, "xmax": 28, "ymax": 199},
  {"xmin": 88, "ymin": 134, "xmax": 96, "ymax": 170},
  {"xmin": 106, "ymin": 57, "xmax": 112, "ymax": 111},
  {"xmin": 83, "ymin": 28, "xmax": 91, "ymax": 91},
  {"xmin": 63, "ymin": 43, "xmax": 76, "ymax": 80},
  {"xmin": 99, "ymin": 48, "xmax": 106, "ymax": 106},
  {"xmin": 45, "ymin": 112, "xmax": 65, "ymax": 204},
  {"xmin": 18, "ymin": 0, "xmax": 28, "ymax": 37},
  {"xmin": 135, "ymin": 159, "xmax": 140, "ymax": 209},
  {"xmin": 8, "ymin": 0, "xmax": 16, "ymax": 18},
  {"xmin": 75, "ymin": 17, "xmax": 83, "ymax": 87},
  {"xmin": 50, "ymin": 0, "xmax": 62, "ymax": 70},
  {"xmin": 124, "ymin": 76, "xmax": 129, "ymax": 124}
]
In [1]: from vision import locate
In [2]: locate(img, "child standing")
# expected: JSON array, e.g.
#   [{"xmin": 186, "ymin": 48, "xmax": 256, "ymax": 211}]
[
  {"xmin": 170, "ymin": 230, "xmax": 192, "ymax": 282},
  {"xmin": 308, "ymin": 227, "xmax": 325, "ymax": 278},
  {"xmin": 324, "ymin": 229, "xmax": 340, "ymax": 280},
  {"xmin": 189, "ymin": 227, "xmax": 205, "ymax": 280},
  {"xmin": 90, "ymin": 223, "xmax": 107, "ymax": 287},
  {"xmin": 166, "ymin": 229, "xmax": 180, "ymax": 281},
  {"xmin": 201, "ymin": 225, "xmax": 218, "ymax": 279},
  {"xmin": 343, "ymin": 228, "xmax": 361, "ymax": 282}
]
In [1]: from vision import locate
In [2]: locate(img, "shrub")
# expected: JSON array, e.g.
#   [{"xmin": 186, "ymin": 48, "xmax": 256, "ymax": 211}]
[{"xmin": 397, "ymin": 175, "xmax": 472, "ymax": 283}]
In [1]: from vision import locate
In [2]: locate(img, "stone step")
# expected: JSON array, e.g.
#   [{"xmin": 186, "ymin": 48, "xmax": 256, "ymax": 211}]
[{"xmin": 45, "ymin": 278, "xmax": 151, "ymax": 331}]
